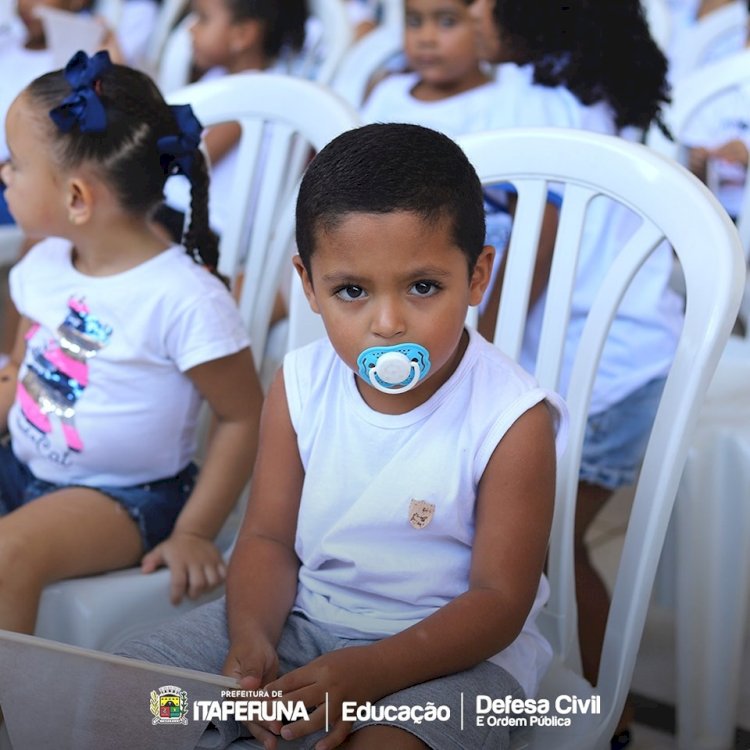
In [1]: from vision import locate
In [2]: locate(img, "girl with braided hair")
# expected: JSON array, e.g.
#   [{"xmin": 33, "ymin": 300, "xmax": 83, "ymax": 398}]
[
  {"xmin": 469, "ymin": 2, "xmax": 682, "ymax": 747},
  {"xmin": 0, "ymin": 51, "xmax": 263, "ymax": 636}
]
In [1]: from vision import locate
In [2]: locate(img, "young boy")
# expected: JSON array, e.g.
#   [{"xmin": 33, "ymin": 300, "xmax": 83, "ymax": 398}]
[{"xmin": 120, "ymin": 123, "xmax": 567, "ymax": 750}]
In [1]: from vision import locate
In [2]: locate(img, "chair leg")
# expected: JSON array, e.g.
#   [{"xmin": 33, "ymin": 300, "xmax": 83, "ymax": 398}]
[{"xmin": 675, "ymin": 431, "xmax": 750, "ymax": 750}]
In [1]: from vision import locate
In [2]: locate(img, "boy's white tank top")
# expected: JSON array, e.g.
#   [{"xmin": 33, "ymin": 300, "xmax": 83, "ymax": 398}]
[{"xmin": 284, "ymin": 328, "xmax": 568, "ymax": 698}]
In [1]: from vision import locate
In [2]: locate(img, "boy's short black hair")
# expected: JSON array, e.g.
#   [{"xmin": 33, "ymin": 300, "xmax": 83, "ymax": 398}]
[{"xmin": 295, "ymin": 123, "xmax": 486, "ymax": 275}]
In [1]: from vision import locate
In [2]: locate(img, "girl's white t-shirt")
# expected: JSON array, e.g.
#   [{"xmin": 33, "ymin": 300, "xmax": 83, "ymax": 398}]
[{"xmin": 8, "ymin": 238, "xmax": 249, "ymax": 486}]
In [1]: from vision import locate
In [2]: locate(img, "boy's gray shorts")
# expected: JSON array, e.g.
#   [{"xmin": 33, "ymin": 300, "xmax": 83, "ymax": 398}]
[{"xmin": 119, "ymin": 597, "xmax": 525, "ymax": 750}]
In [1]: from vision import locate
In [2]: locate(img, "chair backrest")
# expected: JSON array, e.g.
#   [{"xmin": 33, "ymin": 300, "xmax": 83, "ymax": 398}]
[
  {"xmin": 167, "ymin": 72, "xmax": 361, "ymax": 369},
  {"xmin": 330, "ymin": 7, "xmax": 404, "ymax": 107},
  {"xmin": 141, "ymin": 0, "xmax": 190, "ymax": 76},
  {"xmin": 156, "ymin": 11, "xmax": 194, "ymax": 95},
  {"xmin": 671, "ymin": 0, "xmax": 747, "ymax": 79},
  {"xmin": 447, "ymin": 127, "xmax": 743, "ymax": 741},
  {"xmin": 293, "ymin": 0, "xmax": 355, "ymax": 85}
]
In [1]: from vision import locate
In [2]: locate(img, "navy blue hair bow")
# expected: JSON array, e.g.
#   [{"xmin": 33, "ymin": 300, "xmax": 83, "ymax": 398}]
[
  {"xmin": 49, "ymin": 50, "xmax": 112, "ymax": 134},
  {"xmin": 157, "ymin": 105, "xmax": 203, "ymax": 181}
]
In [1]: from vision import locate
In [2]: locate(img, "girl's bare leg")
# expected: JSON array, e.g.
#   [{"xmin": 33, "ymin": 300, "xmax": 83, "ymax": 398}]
[{"xmin": 0, "ymin": 487, "xmax": 142, "ymax": 633}]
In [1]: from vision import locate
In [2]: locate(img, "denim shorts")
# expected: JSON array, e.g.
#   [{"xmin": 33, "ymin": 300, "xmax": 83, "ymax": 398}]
[
  {"xmin": 0, "ymin": 440, "xmax": 198, "ymax": 551},
  {"xmin": 579, "ymin": 377, "xmax": 666, "ymax": 490}
]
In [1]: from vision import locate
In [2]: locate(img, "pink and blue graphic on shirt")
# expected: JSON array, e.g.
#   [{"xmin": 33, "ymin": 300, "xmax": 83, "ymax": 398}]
[{"xmin": 17, "ymin": 297, "xmax": 112, "ymax": 453}]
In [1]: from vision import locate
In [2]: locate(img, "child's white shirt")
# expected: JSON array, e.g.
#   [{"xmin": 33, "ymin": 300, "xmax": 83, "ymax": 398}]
[
  {"xmin": 681, "ymin": 81, "xmax": 750, "ymax": 218},
  {"xmin": 361, "ymin": 72, "xmax": 498, "ymax": 138},
  {"xmin": 8, "ymin": 238, "xmax": 249, "ymax": 486},
  {"xmin": 284, "ymin": 328, "xmax": 568, "ymax": 698},
  {"xmin": 361, "ymin": 64, "xmax": 583, "ymax": 137}
]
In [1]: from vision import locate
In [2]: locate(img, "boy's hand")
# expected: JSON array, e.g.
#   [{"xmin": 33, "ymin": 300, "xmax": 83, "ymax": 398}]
[
  {"xmin": 140, "ymin": 531, "xmax": 226, "ymax": 605},
  {"xmin": 223, "ymin": 637, "xmax": 281, "ymax": 750},
  {"xmin": 265, "ymin": 645, "xmax": 381, "ymax": 750}
]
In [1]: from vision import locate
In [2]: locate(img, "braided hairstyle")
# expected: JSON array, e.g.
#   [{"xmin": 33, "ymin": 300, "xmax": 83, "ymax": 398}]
[
  {"xmin": 491, "ymin": 0, "xmax": 671, "ymax": 131},
  {"xmin": 25, "ymin": 62, "xmax": 221, "ymax": 277},
  {"xmin": 225, "ymin": 0, "xmax": 308, "ymax": 58}
]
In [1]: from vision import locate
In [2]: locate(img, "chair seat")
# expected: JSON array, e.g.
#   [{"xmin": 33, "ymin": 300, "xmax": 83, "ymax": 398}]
[{"xmin": 35, "ymin": 566, "xmax": 224, "ymax": 653}]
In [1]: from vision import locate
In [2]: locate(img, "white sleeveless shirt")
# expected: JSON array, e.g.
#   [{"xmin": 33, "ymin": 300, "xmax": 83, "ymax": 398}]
[{"xmin": 284, "ymin": 328, "xmax": 568, "ymax": 697}]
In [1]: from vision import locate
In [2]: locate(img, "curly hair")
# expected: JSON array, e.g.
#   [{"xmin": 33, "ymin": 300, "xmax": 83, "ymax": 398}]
[{"xmin": 492, "ymin": 0, "xmax": 670, "ymax": 131}]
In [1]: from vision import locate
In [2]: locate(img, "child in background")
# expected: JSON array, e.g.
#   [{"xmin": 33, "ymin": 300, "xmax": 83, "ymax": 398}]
[
  {"xmin": 361, "ymin": 0, "xmax": 493, "ymax": 138},
  {"xmin": 0, "ymin": 51, "xmax": 263, "ymax": 634},
  {"xmin": 119, "ymin": 123, "xmax": 567, "ymax": 750},
  {"xmin": 469, "ymin": 1, "xmax": 682, "ymax": 746},
  {"xmin": 360, "ymin": 0, "xmax": 576, "ymax": 280},
  {"xmin": 682, "ymin": 0, "xmax": 750, "ymax": 223},
  {"xmin": 0, "ymin": 0, "xmax": 89, "ymax": 225},
  {"xmin": 161, "ymin": 0, "xmax": 308, "ymax": 237}
]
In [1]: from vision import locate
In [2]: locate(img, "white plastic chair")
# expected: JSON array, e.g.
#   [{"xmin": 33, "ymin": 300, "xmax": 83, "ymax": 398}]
[
  {"xmin": 457, "ymin": 128, "xmax": 743, "ymax": 749},
  {"xmin": 669, "ymin": 0, "xmax": 747, "ymax": 80},
  {"xmin": 156, "ymin": 11, "xmax": 194, "ymax": 95},
  {"xmin": 168, "ymin": 72, "xmax": 361, "ymax": 367},
  {"xmin": 224, "ymin": 127, "xmax": 744, "ymax": 750},
  {"xmin": 33, "ymin": 74, "xmax": 360, "ymax": 655},
  {"xmin": 141, "ymin": 0, "xmax": 190, "ymax": 77},
  {"xmin": 329, "ymin": 17, "xmax": 404, "ymax": 107},
  {"xmin": 294, "ymin": 0, "xmax": 355, "ymax": 85}
]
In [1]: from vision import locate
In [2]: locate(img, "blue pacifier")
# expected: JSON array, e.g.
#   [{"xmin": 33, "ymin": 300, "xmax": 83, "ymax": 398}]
[{"xmin": 356, "ymin": 343, "xmax": 431, "ymax": 394}]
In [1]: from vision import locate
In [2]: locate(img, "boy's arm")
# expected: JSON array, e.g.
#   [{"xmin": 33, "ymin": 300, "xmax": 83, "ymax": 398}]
[
  {"xmin": 270, "ymin": 401, "xmax": 557, "ymax": 750},
  {"xmin": 224, "ymin": 368, "xmax": 303, "ymax": 685},
  {"xmin": 140, "ymin": 346, "xmax": 263, "ymax": 604},
  {"xmin": 0, "ymin": 315, "xmax": 32, "ymax": 433}
]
